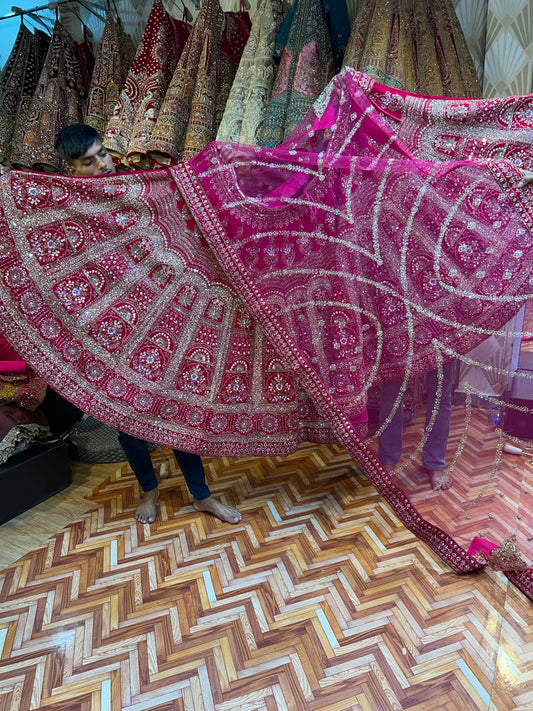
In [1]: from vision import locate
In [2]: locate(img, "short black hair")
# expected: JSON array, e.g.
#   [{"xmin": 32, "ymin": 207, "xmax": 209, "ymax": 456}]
[{"xmin": 54, "ymin": 124, "xmax": 103, "ymax": 163}]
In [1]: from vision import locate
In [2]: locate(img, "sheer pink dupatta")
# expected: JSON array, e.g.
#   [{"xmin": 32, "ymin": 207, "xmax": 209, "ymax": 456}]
[{"xmin": 178, "ymin": 69, "xmax": 533, "ymax": 597}]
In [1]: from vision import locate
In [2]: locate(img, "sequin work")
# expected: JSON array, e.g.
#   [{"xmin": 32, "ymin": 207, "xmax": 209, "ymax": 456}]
[{"xmin": 1, "ymin": 69, "xmax": 533, "ymax": 597}]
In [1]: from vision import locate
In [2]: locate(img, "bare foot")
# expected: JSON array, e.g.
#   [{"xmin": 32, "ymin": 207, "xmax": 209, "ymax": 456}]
[
  {"xmin": 517, "ymin": 170, "xmax": 533, "ymax": 187},
  {"xmin": 135, "ymin": 488, "xmax": 159, "ymax": 523},
  {"xmin": 193, "ymin": 496, "xmax": 241, "ymax": 524},
  {"xmin": 423, "ymin": 468, "xmax": 453, "ymax": 491}
]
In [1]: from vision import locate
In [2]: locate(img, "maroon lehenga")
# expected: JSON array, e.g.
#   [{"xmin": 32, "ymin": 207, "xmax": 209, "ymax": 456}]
[
  {"xmin": 85, "ymin": 10, "xmax": 135, "ymax": 135},
  {"xmin": 10, "ymin": 21, "xmax": 86, "ymax": 172},
  {"xmin": 103, "ymin": 0, "xmax": 190, "ymax": 169},
  {"xmin": 0, "ymin": 23, "xmax": 49, "ymax": 166},
  {"xmin": 149, "ymin": 0, "xmax": 250, "ymax": 165},
  {"xmin": 1, "ymin": 69, "xmax": 533, "ymax": 598}
]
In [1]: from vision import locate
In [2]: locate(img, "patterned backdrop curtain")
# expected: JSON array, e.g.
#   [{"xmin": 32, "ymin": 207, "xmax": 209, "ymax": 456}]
[{"xmin": 453, "ymin": 0, "xmax": 533, "ymax": 97}]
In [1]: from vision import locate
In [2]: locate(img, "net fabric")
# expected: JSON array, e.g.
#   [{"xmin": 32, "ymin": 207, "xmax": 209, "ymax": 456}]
[{"xmin": 1, "ymin": 69, "xmax": 533, "ymax": 596}]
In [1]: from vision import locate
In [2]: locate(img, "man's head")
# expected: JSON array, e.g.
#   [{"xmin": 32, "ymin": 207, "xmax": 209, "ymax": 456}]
[{"xmin": 54, "ymin": 123, "xmax": 115, "ymax": 176}]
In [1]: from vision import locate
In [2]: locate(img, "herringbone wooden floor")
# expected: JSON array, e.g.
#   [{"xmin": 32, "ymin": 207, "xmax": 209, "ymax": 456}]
[{"xmin": 0, "ymin": 406, "xmax": 532, "ymax": 710}]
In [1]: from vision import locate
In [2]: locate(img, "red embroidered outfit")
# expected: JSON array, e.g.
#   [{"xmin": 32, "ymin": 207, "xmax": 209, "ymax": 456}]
[{"xmin": 1, "ymin": 70, "xmax": 532, "ymax": 597}]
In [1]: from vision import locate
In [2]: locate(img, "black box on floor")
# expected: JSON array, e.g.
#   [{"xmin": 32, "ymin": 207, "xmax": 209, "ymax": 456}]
[
  {"xmin": 503, "ymin": 375, "xmax": 533, "ymax": 440},
  {"xmin": 0, "ymin": 440, "xmax": 72, "ymax": 524}
]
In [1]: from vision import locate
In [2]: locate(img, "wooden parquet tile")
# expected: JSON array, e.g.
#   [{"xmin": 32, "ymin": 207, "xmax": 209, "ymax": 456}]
[
  {"xmin": 393, "ymin": 406, "xmax": 533, "ymax": 565},
  {"xmin": 1, "ymin": 423, "xmax": 532, "ymax": 710},
  {"xmin": 0, "ymin": 460, "xmax": 119, "ymax": 568}
]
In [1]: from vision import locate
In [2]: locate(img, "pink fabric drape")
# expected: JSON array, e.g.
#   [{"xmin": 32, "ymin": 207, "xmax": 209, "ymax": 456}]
[{"xmin": 1, "ymin": 69, "xmax": 533, "ymax": 598}]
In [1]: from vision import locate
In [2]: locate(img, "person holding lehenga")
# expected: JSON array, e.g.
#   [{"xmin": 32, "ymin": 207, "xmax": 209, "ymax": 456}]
[
  {"xmin": 49, "ymin": 123, "xmax": 242, "ymax": 527},
  {"xmin": 3, "ymin": 69, "xmax": 533, "ymax": 598}
]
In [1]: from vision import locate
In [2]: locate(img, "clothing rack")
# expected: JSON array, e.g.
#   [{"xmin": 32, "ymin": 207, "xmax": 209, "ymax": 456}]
[{"xmin": 1, "ymin": 1, "xmax": 106, "ymax": 23}]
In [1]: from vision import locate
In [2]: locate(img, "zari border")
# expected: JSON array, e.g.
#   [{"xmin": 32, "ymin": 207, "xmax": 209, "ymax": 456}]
[
  {"xmin": 172, "ymin": 162, "xmax": 497, "ymax": 583},
  {"xmin": 488, "ymin": 159, "xmax": 533, "ymax": 236}
]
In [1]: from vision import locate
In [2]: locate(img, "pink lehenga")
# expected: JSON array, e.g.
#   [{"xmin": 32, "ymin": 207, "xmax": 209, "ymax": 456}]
[{"xmin": 1, "ymin": 69, "xmax": 533, "ymax": 598}]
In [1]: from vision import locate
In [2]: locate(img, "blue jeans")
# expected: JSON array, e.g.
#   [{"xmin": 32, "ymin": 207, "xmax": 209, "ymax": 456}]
[
  {"xmin": 378, "ymin": 360, "xmax": 455, "ymax": 470},
  {"xmin": 118, "ymin": 433, "xmax": 211, "ymax": 500}
]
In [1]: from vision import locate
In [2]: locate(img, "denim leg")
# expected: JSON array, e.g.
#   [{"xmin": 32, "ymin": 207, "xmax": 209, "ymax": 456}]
[
  {"xmin": 378, "ymin": 380, "xmax": 404, "ymax": 467},
  {"xmin": 173, "ymin": 450, "xmax": 211, "ymax": 501},
  {"xmin": 422, "ymin": 360, "xmax": 455, "ymax": 470},
  {"xmin": 118, "ymin": 432, "xmax": 158, "ymax": 492}
]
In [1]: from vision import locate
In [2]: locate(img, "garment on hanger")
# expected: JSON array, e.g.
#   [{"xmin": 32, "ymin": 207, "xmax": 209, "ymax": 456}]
[
  {"xmin": 0, "ymin": 23, "xmax": 50, "ymax": 166},
  {"xmin": 217, "ymin": 0, "xmax": 285, "ymax": 144},
  {"xmin": 10, "ymin": 21, "xmax": 86, "ymax": 172},
  {"xmin": 85, "ymin": 9, "xmax": 136, "ymax": 135},
  {"xmin": 343, "ymin": 0, "xmax": 481, "ymax": 97},
  {"xmin": 215, "ymin": 11, "xmax": 252, "ymax": 131},
  {"xmin": 150, "ymin": 0, "xmax": 250, "ymax": 164},
  {"xmin": 322, "ymin": 0, "xmax": 351, "ymax": 70},
  {"xmin": 74, "ymin": 29, "xmax": 96, "ymax": 98},
  {"xmin": 104, "ymin": 0, "xmax": 190, "ymax": 169},
  {"xmin": 257, "ymin": 0, "xmax": 334, "ymax": 146},
  {"xmin": 149, "ymin": 0, "xmax": 225, "ymax": 164},
  {"xmin": 1, "ymin": 68, "xmax": 533, "ymax": 598},
  {"xmin": 34, "ymin": 28, "xmax": 51, "ymax": 68}
]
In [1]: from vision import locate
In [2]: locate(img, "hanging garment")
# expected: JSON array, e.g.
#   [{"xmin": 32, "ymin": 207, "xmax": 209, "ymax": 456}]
[
  {"xmin": 257, "ymin": 0, "xmax": 335, "ymax": 146},
  {"xmin": 215, "ymin": 11, "xmax": 252, "ymax": 133},
  {"xmin": 149, "ymin": 0, "xmax": 222, "ymax": 164},
  {"xmin": 150, "ymin": 0, "xmax": 250, "ymax": 165},
  {"xmin": 104, "ymin": 0, "xmax": 189, "ymax": 169},
  {"xmin": 74, "ymin": 29, "xmax": 96, "ymax": 99},
  {"xmin": 322, "ymin": 0, "xmax": 351, "ymax": 70},
  {"xmin": 1, "ymin": 69, "xmax": 533, "ymax": 598},
  {"xmin": 10, "ymin": 21, "xmax": 86, "ymax": 172},
  {"xmin": 85, "ymin": 10, "xmax": 136, "ymax": 135},
  {"xmin": 0, "ymin": 22, "xmax": 35, "ymax": 162},
  {"xmin": 343, "ymin": 0, "xmax": 481, "ymax": 97},
  {"xmin": 0, "ymin": 24, "xmax": 50, "ymax": 166},
  {"xmin": 217, "ymin": 0, "xmax": 285, "ymax": 144},
  {"xmin": 342, "ymin": 0, "xmax": 411, "ymax": 89}
]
